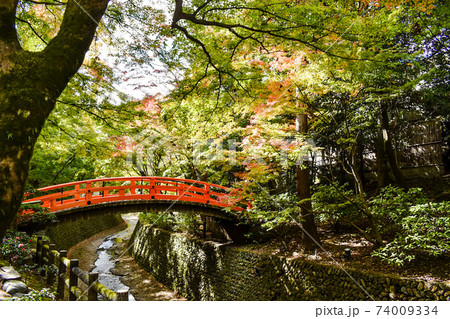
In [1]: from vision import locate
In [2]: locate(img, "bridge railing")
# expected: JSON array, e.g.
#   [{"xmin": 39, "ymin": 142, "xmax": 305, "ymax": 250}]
[
  {"xmin": 35, "ymin": 237, "xmax": 128, "ymax": 301},
  {"xmin": 23, "ymin": 176, "xmax": 243, "ymax": 212}
]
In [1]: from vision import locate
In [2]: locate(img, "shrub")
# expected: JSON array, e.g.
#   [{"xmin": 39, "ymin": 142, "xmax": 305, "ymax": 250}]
[
  {"xmin": 1, "ymin": 231, "xmax": 33, "ymax": 265},
  {"xmin": 312, "ymin": 184, "xmax": 361, "ymax": 226},
  {"xmin": 245, "ymin": 191, "xmax": 300, "ymax": 230},
  {"xmin": 139, "ymin": 212, "xmax": 201, "ymax": 235},
  {"xmin": 373, "ymin": 201, "xmax": 450, "ymax": 265},
  {"xmin": 312, "ymin": 184, "xmax": 449, "ymax": 265},
  {"xmin": 370, "ymin": 186, "xmax": 428, "ymax": 239},
  {"xmin": 173, "ymin": 213, "xmax": 201, "ymax": 235},
  {"xmin": 9, "ymin": 288, "xmax": 56, "ymax": 301},
  {"xmin": 139, "ymin": 212, "xmax": 177, "ymax": 230},
  {"xmin": 16, "ymin": 202, "xmax": 57, "ymax": 226}
]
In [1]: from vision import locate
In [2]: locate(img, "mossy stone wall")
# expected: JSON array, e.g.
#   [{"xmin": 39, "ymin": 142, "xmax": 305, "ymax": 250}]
[
  {"xmin": 44, "ymin": 210, "xmax": 124, "ymax": 250},
  {"xmin": 130, "ymin": 222, "xmax": 450, "ymax": 301}
]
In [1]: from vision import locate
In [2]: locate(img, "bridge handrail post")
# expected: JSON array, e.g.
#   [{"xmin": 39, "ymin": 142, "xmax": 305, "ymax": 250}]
[
  {"xmin": 205, "ymin": 184, "xmax": 211, "ymax": 203},
  {"xmin": 116, "ymin": 289, "xmax": 129, "ymax": 301},
  {"xmin": 40, "ymin": 240, "xmax": 49, "ymax": 276},
  {"xmin": 74, "ymin": 184, "xmax": 80, "ymax": 201},
  {"xmin": 59, "ymin": 187, "xmax": 64, "ymax": 204},
  {"xmin": 57, "ymin": 250, "xmax": 67, "ymax": 300},
  {"xmin": 49, "ymin": 198, "xmax": 55, "ymax": 209},
  {"xmin": 69, "ymin": 259, "xmax": 79, "ymax": 301},
  {"xmin": 130, "ymin": 180, "xmax": 136, "ymax": 195},
  {"xmin": 149, "ymin": 177, "xmax": 155, "ymax": 196},
  {"xmin": 88, "ymin": 272, "xmax": 99, "ymax": 301},
  {"xmin": 86, "ymin": 182, "xmax": 92, "ymax": 203},
  {"xmin": 46, "ymin": 244, "xmax": 56, "ymax": 285},
  {"xmin": 34, "ymin": 236, "xmax": 42, "ymax": 264}
]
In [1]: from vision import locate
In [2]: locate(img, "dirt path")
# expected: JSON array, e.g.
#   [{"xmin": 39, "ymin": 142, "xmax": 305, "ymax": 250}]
[{"xmin": 111, "ymin": 239, "xmax": 185, "ymax": 301}]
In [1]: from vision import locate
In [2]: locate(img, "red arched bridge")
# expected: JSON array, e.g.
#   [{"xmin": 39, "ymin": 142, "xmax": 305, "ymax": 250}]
[{"xmin": 22, "ymin": 177, "xmax": 244, "ymax": 216}]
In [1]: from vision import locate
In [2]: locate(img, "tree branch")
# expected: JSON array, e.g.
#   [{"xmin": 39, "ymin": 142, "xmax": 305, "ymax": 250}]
[
  {"xmin": 0, "ymin": 0, "xmax": 21, "ymax": 73},
  {"xmin": 51, "ymin": 153, "xmax": 76, "ymax": 184},
  {"xmin": 172, "ymin": 22, "xmax": 252, "ymax": 97},
  {"xmin": 46, "ymin": 118, "xmax": 109, "ymax": 149},
  {"xmin": 193, "ymin": 0, "xmax": 212, "ymax": 16},
  {"xmin": 0, "ymin": 0, "xmax": 19, "ymax": 40},
  {"xmin": 172, "ymin": 0, "xmax": 374, "ymax": 62},
  {"xmin": 25, "ymin": 0, "xmax": 66, "ymax": 5},
  {"xmin": 43, "ymin": 0, "xmax": 110, "ymax": 89},
  {"xmin": 56, "ymin": 98, "xmax": 141, "ymax": 133},
  {"xmin": 16, "ymin": 17, "xmax": 48, "ymax": 44}
]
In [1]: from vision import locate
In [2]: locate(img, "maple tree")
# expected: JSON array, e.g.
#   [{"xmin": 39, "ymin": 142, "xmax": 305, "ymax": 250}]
[
  {"xmin": 0, "ymin": 0, "xmax": 447, "ymax": 258},
  {"xmin": 0, "ymin": 0, "xmax": 167, "ymax": 239},
  {"xmin": 156, "ymin": 0, "xmax": 448, "ymax": 250},
  {"xmin": 0, "ymin": 0, "xmax": 111, "ymax": 239}
]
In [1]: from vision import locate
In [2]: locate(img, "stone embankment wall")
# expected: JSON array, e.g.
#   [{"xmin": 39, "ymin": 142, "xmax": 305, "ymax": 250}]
[
  {"xmin": 130, "ymin": 222, "xmax": 450, "ymax": 301},
  {"xmin": 42, "ymin": 210, "xmax": 124, "ymax": 250}
]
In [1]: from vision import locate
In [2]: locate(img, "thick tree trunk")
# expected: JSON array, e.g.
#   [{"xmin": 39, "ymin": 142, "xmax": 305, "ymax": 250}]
[
  {"xmin": 0, "ymin": 116, "xmax": 47, "ymax": 238},
  {"xmin": 296, "ymin": 113, "xmax": 321, "ymax": 252},
  {"xmin": 375, "ymin": 103, "xmax": 407, "ymax": 189},
  {"xmin": 0, "ymin": 0, "xmax": 110, "ymax": 239},
  {"xmin": 381, "ymin": 105, "xmax": 407, "ymax": 188},
  {"xmin": 0, "ymin": 51, "xmax": 59, "ymax": 238}
]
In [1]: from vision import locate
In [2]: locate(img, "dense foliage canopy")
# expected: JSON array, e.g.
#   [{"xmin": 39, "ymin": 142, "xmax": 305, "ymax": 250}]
[{"xmin": 0, "ymin": 0, "xmax": 448, "ymax": 264}]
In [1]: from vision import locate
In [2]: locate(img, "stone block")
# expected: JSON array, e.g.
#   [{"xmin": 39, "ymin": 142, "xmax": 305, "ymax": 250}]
[
  {"xmin": 2, "ymin": 280, "xmax": 28, "ymax": 295},
  {"xmin": 0, "ymin": 289, "xmax": 12, "ymax": 300},
  {"xmin": 0, "ymin": 266, "xmax": 21, "ymax": 281}
]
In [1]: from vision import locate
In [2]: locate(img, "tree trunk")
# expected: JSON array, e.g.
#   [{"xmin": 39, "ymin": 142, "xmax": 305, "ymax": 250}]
[
  {"xmin": 357, "ymin": 141, "xmax": 366, "ymax": 189},
  {"xmin": 381, "ymin": 104, "xmax": 407, "ymax": 188},
  {"xmin": 0, "ymin": 98, "xmax": 53, "ymax": 237},
  {"xmin": 296, "ymin": 112, "xmax": 321, "ymax": 252},
  {"xmin": 375, "ymin": 131, "xmax": 391, "ymax": 188},
  {"xmin": 375, "ymin": 103, "xmax": 407, "ymax": 189},
  {"xmin": 0, "ymin": 0, "xmax": 110, "ymax": 240}
]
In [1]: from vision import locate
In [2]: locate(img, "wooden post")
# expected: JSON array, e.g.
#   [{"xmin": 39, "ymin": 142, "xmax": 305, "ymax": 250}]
[
  {"xmin": 86, "ymin": 182, "xmax": 92, "ymax": 204},
  {"xmin": 116, "ymin": 289, "xmax": 129, "ymax": 301},
  {"xmin": 46, "ymin": 244, "xmax": 56, "ymax": 285},
  {"xmin": 205, "ymin": 184, "xmax": 210, "ymax": 204},
  {"xmin": 74, "ymin": 184, "xmax": 80, "ymax": 201},
  {"xmin": 57, "ymin": 250, "xmax": 67, "ymax": 300},
  {"xmin": 40, "ymin": 240, "xmax": 49, "ymax": 276},
  {"xmin": 60, "ymin": 188, "xmax": 64, "ymax": 204},
  {"xmin": 88, "ymin": 272, "xmax": 99, "ymax": 301},
  {"xmin": 69, "ymin": 259, "xmax": 79, "ymax": 301},
  {"xmin": 35, "ymin": 236, "xmax": 42, "ymax": 264},
  {"xmin": 130, "ymin": 180, "xmax": 136, "ymax": 195},
  {"xmin": 149, "ymin": 178, "xmax": 155, "ymax": 196},
  {"xmin": 49, "ymin": 199, "xmax": 55, "ymax": 209}
]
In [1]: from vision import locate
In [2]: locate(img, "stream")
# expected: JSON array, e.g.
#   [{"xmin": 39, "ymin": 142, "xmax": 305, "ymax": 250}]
[
  {"xmin": 71, "ymin": 212, "xmax": 184, "ymax": 301},
  {"xmin": 92, "ymin": 213, "xmax": 138, "ymax": 301}
]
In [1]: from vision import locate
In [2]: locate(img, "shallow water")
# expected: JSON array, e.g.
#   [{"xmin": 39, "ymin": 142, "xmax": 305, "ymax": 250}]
[{"xmin": 91, "ymin": 213, "xmax": 139, "ymax": 301}]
